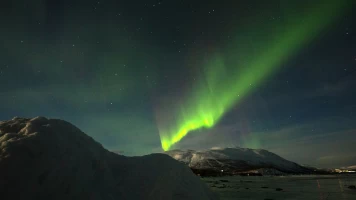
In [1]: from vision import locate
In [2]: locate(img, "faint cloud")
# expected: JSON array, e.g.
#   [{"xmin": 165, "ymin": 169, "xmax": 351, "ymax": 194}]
[
  {"xmin": 268, "ymin": 76, "xmax": 356, "ymax": 105},
  {"xmin": 317, "ymin": 155, "xmax": 356, "ymax": 168}
]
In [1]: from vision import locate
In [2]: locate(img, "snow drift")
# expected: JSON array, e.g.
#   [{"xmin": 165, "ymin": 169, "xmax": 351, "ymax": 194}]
[{"xmin": 0, "ymin": 117, "xmax": 218, "ymax": 200}]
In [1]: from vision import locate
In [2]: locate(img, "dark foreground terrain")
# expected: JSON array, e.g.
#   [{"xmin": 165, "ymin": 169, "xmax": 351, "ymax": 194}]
[{"xmin": 202, "ymin": 174, "xmax": 356, "ymax": 200}]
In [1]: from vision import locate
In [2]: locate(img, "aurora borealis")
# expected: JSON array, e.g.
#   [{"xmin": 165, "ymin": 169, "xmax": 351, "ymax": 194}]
[
  {"xmin": 1, "ymin": 0, "xmax": 356, "ymax": 168},
  {"xmin": 158, "ymin": 1, "xmax": 350, "ymax": 151}
]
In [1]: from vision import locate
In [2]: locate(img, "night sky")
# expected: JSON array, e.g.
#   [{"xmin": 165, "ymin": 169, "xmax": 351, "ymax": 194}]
[{"xmin": 1, "ymin": 0, "xmax": 355, "ymax": 168}]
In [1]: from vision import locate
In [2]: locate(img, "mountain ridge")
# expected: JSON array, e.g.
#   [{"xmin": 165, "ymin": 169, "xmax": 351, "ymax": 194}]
[{"xmin": 165, "ymin": 147, "xmax": 311, "ymax": 175}]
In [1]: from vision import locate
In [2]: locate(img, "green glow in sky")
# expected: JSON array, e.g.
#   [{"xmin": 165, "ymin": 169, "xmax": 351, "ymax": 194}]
[{"xmin": 159, "ymin": 1, "xmax": 349, "ymax": 151}]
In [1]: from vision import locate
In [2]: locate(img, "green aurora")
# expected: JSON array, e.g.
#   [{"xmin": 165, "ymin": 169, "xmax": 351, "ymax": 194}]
[{"xmin": 158, "ymin": 1, "xmax": 350, "ymax": 151}]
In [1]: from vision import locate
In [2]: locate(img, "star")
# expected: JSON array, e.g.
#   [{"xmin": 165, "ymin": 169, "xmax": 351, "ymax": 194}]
[{"xmin": 1, "ymin": 0, "xmax": 355, "ymax": 167}]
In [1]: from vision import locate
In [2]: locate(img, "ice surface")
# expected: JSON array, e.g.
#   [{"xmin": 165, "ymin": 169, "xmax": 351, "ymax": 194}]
[{"xmin": 202, "ymin": 174, "xmax": 356, "ymax": 200}]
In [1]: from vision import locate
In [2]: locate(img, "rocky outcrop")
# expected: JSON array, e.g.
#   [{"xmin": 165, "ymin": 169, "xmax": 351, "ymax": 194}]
[{"xmin": 0, "ymin": 117, "xmax": 218, "ymax": 200}]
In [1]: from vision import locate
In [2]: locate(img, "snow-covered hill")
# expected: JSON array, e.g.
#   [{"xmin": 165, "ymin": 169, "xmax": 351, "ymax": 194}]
[
  {"xmin": 165, "ymin": 148, "xmax": 311, "ymax": 174},
  {"xmin": 0, "ymin": 117, "xmax": 218, "ymax": 200}
]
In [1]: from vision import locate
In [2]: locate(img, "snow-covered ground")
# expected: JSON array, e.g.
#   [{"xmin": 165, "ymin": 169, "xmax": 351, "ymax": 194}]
[
  {"xmin": 202, "ymin": 174, "xmax": 356, "ymax": 200},
  {"xmin": 0, "ymin": 117, "xmax": 218, "ymax": 200}
]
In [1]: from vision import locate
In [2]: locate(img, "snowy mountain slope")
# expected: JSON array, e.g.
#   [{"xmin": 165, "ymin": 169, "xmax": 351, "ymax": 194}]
[
  {"xmin": 0, "ymin": 117, "xmax": 218, "ymax": 200},
  {"xmin": 346, "ymin": 165, "xmax": 356, "ymax": 170},
  {"xmin": 165, "ymin": 148, "xmax": 311, "ymax": 174}
]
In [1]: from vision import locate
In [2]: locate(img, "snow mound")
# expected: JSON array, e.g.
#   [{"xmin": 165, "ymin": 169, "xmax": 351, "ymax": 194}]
[{"xmin": 0, "ymin": 117, "xmax": 218, "ymax": 200}]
